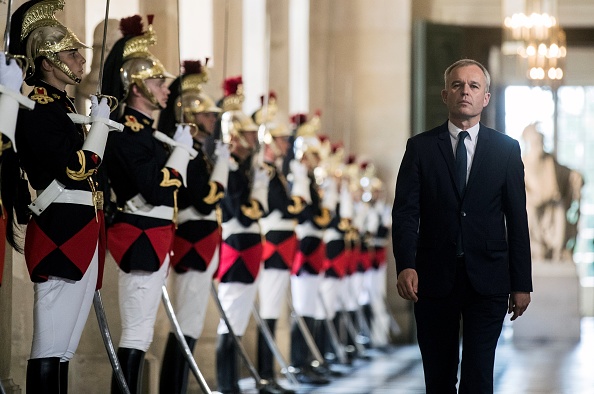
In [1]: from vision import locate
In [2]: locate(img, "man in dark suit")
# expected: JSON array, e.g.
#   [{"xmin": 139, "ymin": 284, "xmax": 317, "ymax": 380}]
[{"xmin": 392, "ymin": 58, "xmax": 532, "ymax": 393}]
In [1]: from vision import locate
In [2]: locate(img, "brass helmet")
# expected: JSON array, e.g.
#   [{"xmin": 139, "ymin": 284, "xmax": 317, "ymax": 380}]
[
  {"xmin": 105, "ymin": 15, "xmax": 173, "ymax": 106},
  {"xmin": 12, "ymin": 0, "xmax": 90, "ymax": 85},
  {"xmin": 175, "ymin": 59, "xmax": 221, "ymax": 123},
  {"xmin": 220, "ymin": 76, "xmax": 258, "ymax": 147},
  {"xmin": 253, "ymin": 91, "xmax": 290, "ymax": 156},
  {"xmin": 292, "ymin": 110, "xmax": 322, "ymax": 161}
]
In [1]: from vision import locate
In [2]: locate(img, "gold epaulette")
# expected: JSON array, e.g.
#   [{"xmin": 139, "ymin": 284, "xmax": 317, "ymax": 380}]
[
  {"xmin": 124, "ymin": 115, "xmax": 144, "ymax": 132},
  {"xmin": 30, "ymin": 87, "xmax": 54, "ymax": 104}
]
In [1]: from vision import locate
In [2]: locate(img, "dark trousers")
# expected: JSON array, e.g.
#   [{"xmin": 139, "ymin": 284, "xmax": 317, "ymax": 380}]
[{"xmin": 414, "ymin": 258, "xmax": 508, "ymax": 394}]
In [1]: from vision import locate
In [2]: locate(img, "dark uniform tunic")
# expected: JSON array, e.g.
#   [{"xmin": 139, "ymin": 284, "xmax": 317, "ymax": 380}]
[
  {"xmin": 104, "ymin": 107, "xmax": 182, "ymax": 272},
  {"xmin": 171, "ymin": 144, "xmax": 223, "ymax": 272},
  {"xmin": 216, "ymin": 156, "xmax": 264, "ymax": 283},
  {"xmin": 16, "ymin": 81, "xmax": 105, "ymax": 284},
  {"xmin": 260, "ymin": 161, "xmax": 303, "ymax": 270},
  {"xmin": 292, "ymin": 174, "xmax": 331, "ymax": 275},
  {"xmin": 323, "ymin": 207, "xmax": 350, "ymax": 279}
]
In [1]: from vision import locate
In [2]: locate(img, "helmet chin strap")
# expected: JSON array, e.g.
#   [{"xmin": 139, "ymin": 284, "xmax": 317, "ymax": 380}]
[{"xmin": 46, "ymin": 53, "xmax": 81, "ymax": 84}]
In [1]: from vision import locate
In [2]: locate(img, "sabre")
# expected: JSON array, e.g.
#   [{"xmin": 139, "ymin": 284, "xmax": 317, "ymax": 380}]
[
  {"xmin": 256, "ymin": 14, "xmax": 271, "ymax": 166},
  {"xmin": 93, "ymin": 0, "xmax": 118, "ymax": 112},
  {"xmin": 173, "ymin": 0, "xmax": 197, "ymax": 136},
  {"xmin": 210, "ymin": 282, "xmax": 268, "ymax": 389},
  {"xmin": 93, "ymin": 291, "xmax": 130, "ymax": 394},
  {"xmin": 2, "ymin": 0, "xmax": 29, "ymax": 75},
  {"xmin": 251, "ymin": 302, "xmax": 300, "ymax": 386},
  {"xmin": 336, "ymin": 296, "xmax": 368, "ymax": 356},
  {"xmin": 161, "ymin": 285, "xmax": 215, "ymax": 394}
]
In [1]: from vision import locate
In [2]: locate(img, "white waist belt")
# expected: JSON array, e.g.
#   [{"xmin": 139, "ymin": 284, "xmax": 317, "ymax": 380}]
[
  {"xmin": 122, "ymin": 193, "xmax": 174, "ymax": 221},
  {"xmin": 295, "ymin": 221, "xmax": 324, "ymax": 240},
  {"xmin": 221, "ymin": 217, "xmax": 260, "ymax": 240},
  {"xmin": 30, "ymin": 180, "xmax": 102, "ymax": 216},
  {"xmin": 260, "ymin": 210, "xmax": 296, "ymax": 234},
  {"xmin": 177, "ymin": 206, "xmax": 217, "ymax": 224}
]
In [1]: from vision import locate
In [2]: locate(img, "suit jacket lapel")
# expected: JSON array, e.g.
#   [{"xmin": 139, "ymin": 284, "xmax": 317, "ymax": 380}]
[{"xmin": 437, "ymin": 122, "xmax": 462, "ymax": 199}]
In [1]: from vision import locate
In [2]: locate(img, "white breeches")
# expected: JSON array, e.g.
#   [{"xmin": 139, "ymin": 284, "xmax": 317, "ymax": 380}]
[
  {"xmin": 216, "ymin": 281, "xmax": 258, "ymax": 336},
  {"xmin": 118, "ymin": 255, "xmax": 169, "ymax": 352},
  {"xmin": 316, "ymin": 276, "xmax": 340, "ymax": 320},
  {"xmin": 31, "ymin": 244, "xmax": 99, "ymax": 361},
  {"xmin": 257, "ymin": 267, "xmax": 290, "ymax": 319},
  {"xmin": 172, "ymin": 247, "xmax": 219, "ymax": 339},
  {"xmin": 290, "ymin": 272, "xmax": 322, "ymax": 318},
  {"xmin": 341, "ymin": 274, "xmax": 362, "ymax": 312}
]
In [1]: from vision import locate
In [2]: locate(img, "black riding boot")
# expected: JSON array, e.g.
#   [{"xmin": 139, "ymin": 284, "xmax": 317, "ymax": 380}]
[
  {"xmin": 26, "ymin": 357, "xmax": 60, "ymax": 394},
  {"xmin": 216, "ymin": 333, "xmax": 239, "ymax": 394},
  {"xmin": 60, "ymin": 361, "xmax": 69, "ymax": 394},
  {"xmin": 159, "ymin": 333, "xmax": 197, "ymax": 394},
  {"xmin": 111, "ymin": 347, "xmax": 145, "ymax": 394},
  {"xmin": 258, "ymin": 319, "xmax": 277, "ymax": 380}
]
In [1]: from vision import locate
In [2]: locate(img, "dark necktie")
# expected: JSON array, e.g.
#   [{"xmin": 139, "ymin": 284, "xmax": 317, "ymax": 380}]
[
  {"xmin": 455, "ymin": 131, "xmax": 468, "ymax": 256},
  {"xmin": 455, "ymin": 131, "xmax": 469, "ymax": 195}
]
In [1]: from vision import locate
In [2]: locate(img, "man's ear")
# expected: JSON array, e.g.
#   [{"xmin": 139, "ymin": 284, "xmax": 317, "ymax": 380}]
[{"xmin": 41, "ymin": 58, "xmax": 54, "ymax": 72}]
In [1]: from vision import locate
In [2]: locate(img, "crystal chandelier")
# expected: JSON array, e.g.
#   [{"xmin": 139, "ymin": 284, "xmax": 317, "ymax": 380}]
[{"xmin": 503, "ymin": 0, "xmax": 566, "ymax": 85}]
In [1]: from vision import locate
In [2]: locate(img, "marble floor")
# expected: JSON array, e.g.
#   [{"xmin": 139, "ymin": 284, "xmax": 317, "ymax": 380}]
[{"xmin": 241, "ymin": 317, "xmax": 594, "ymax": 394}]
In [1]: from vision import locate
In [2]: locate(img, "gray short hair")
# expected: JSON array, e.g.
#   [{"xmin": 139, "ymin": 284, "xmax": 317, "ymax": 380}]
[{"xmin": 444, "ymin": 59, "xmax": 491, "ymax": 93}]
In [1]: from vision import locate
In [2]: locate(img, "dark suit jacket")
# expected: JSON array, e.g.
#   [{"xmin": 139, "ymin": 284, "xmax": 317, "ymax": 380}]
[{"xmin": 392, "ymin": 122, "xmax": 532, "ymax": 297}]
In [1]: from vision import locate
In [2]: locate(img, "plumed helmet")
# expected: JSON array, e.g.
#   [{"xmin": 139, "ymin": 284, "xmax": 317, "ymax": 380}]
[
  {"xmin": 220, "ymin": 76, "xmax": 258, "ymax": 146},
  {"xmin": 176, "ymin": 59, "xmax": 221, "ymax": 121},
  {"xmin": 10, "ymin": 0, "xmax": 89, "ymax": 85},
  {"xmin": 292, "ymin": 110, "xmax": 322, "ymax": 160},
  {"xmin": 102, "ymin": 15, "xmax": 173, "ymax": 107}
]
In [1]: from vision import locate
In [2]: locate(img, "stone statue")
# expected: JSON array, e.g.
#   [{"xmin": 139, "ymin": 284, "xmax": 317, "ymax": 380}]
[
  {"xmin": 76, "ymin": 19, "xmax": 122, "ymax": 109},
  {"xmin": 522, "ymin": 123, "xmax": 584, "ymax": 263}
]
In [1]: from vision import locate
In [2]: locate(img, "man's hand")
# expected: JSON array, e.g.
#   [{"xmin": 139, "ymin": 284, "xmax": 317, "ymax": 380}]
[
  {"xmin": 508, "ymin": 292, "xmax": 530, "ymax": 321},
  {"xmin": 397, "ymin": 268, "xmax": 419, "ymax": 302}
]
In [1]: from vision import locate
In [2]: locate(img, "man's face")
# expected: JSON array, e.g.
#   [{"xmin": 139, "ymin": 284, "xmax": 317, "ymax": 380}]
[
  {"xmin": 230, "ymin": 130, "xmax": 258, "ymax": 161},
  {"xmin": 193, "ymin": 112, "xmax": 218, "ymax": 134},
  {"xmin": 55, "ymin": 49, "xmax": 85, "ymax": 85},
  {"xmin": 144, "ymin": 77, "xmax": 170, "ymax": 109},
  {"xmin": 441, "ymin": 65, "xmax": 490, "ymax": 123},
  {"xmin": 273, "ymin": 136, "xmax": 291, "ymax": 157}
]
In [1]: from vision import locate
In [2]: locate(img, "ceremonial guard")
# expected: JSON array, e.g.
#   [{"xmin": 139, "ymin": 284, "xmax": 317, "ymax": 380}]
[
  {"xmin": 289, "ymin": 112, "xmax": 333, "ymax": 384},
  {"xmin": 318, "ymin": 145, "xmax": 353, "ymax": 362},
  {"xmin": 101, "ymin": 15, "xmax": 194, "ymax": 393},
  {"xmin": 157, "ymin": 59, "xmax": 229, "ymax": 393},
  {"xmin": 1, "ymin": 50, "xmax": 33, "ymax": 286},
  {"xmin": 254, "ymin": 93, "xmax": 307, "ymax": 393},
  {"xmin": 215, "ymin": 76, "xmax": 269, "ymax": 394},
  {"xmin": 2, "ymin": 0, "xmax": 116, "ymax": 390}
]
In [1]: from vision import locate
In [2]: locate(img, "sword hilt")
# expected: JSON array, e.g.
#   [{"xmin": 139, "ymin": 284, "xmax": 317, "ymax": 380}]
[
  {"xmin": 3, "ymin": 51, "xmax": 30, "ymax": 78},
  {"xmin": 95, "ymin": 94, "xmax": 119, "ymax": 113}
]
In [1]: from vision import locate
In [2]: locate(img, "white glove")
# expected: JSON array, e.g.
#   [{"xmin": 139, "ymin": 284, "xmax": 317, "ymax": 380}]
[
  {"xmin": 173, "ymin": 124, "xmax": 193, "ymax": 149},
  {"xmin": 90, "ymin": 95, "xmax": 110, "ymax": 119},
  {"xmin": 82, "ymin": 96, "xmax": 113, "ymax": 159},
  {"xmin": 322, "ymin": 176, "xmax": 339, "ymax": 211},
  {"xmin": 215, "ymin": 140, "xmax": 230, "ymax": 162},
  {"xmin": 381, "ymin": 203, "xmax": 392, "ymax": 227},
  {"xmin": 0, "ymin": 53, "xmax": 24, "ymax": 92},
  {"xmin": 290, "ymin": 159, "xmax": 311, "ymax": 203},
  {"xmin": 210, "ymin": 140, "xmax": 230, "ymax": 189},
  {"xmin": 365, "ymin": 208, "xmax": 380, "ymax": 234},
  {"xmin": 251, "ymin": 165, "xmax": 270, "ymax": 212},
  {"xmin": 339, "ymin": 179, "xmax": 354, "ymax": 219}
]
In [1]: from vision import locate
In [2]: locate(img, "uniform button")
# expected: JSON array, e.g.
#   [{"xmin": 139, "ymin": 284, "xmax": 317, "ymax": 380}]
[{"xmin": 461, "ymin": 211, "xmax": 466, "ymax": 217}]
